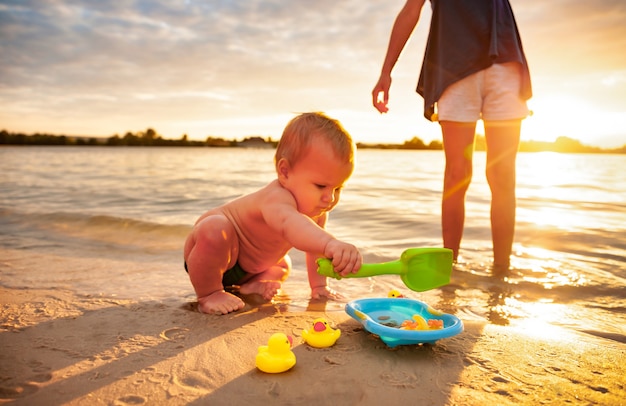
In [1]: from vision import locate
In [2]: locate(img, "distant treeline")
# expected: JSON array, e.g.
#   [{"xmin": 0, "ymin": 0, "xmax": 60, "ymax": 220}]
[
  {"xmin": 0, "ymin": 129, "xmax": 267, "ymax": 148},
  {"xmin": 359, "ymin": 136, "xmax": 443, "ymax": 150},
  {"xmin": 1, "ymin": 129, "xmax": 624, "ymax": 154},
  {"xmin": 479, "ymin": 136, "xmax": 626, "ymax": 154}
]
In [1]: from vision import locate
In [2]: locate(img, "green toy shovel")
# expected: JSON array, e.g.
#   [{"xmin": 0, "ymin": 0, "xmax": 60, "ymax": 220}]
[{"xmin": 317, "ymin": 247, "xmax": 453, "ymax": 292}]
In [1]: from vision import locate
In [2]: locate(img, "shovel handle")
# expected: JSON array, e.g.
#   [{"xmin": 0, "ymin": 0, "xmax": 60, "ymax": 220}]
[
  {"xmin": 316, "ymin": 248, "xmax": 452, "ymax": 280},
  {"xmin": 316, "ymin": 258, "xmax": 403, "ymax": 279}
]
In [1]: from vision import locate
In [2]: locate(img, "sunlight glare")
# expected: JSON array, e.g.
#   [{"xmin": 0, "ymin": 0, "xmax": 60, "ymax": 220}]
[
  {"xmin": 517, "ymin": 152, "xmax": 599, "ymax": 230},
  {"xmin": 513, "ymin": 316, "xmax": 575, "ymax": 342},
  {"xmin": 514, "ymin": 247, "xmax": 587, "ymax": 289},
  {"xmin": 523, "ymin": 95, "xmax": 605, "ymax": 145},
  {"xmin": 529, "ymin": 206, "xmax": 579, "ymax": 230},
  {"xmin": 518, "ymin": 246, "xmax": 562, "ymax": 260},
  {"xmin": 506, "ymin": 300, "xmax": 579, "ymax": 341},
  {"xmin": 520, "ymin": 152, "xmax": 568, "ymax": 187}
]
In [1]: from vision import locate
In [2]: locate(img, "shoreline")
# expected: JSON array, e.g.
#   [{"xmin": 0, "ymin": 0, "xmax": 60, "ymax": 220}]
[{"xmin": 1, "ymin": 285, "xmax": 624, "ymax": 405}]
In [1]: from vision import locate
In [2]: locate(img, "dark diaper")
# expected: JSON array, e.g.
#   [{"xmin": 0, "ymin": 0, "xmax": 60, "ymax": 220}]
[{"xmin": 184, "ymin": 261, "xmax": 249, "ymax": 286}]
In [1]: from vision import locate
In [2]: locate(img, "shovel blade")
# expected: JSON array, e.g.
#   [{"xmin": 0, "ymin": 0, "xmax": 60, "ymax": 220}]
[{"xmin": 400, "ymin": 248, "xmax": 453, "ymax": 292}]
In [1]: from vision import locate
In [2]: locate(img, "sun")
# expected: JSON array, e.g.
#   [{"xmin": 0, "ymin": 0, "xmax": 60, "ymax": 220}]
[{"xmin": 522, "ymin": 94, "xmax": 603, "ymax": 145}]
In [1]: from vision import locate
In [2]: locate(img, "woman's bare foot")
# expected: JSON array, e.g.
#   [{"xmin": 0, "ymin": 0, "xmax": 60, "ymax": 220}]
[
  {"xmin": 239, "ymin": 280, "xmax": 282, "ymax": 300},
  {"xmin": 197, "ymin": 290, "xmax": 245, "ymax": 315}
]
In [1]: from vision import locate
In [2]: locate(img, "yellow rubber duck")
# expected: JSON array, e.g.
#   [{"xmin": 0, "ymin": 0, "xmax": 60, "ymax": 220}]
[
  {"xmin": 301, "ymin": 317, "xmax": 341, "ymax": 348},
  {"xmin": 255, "ymin": 333, "xmax": 296, "ymax": 373},
  {"xmin": 388, "ymin": 289, "xmax": 405, "ymax": 298}
]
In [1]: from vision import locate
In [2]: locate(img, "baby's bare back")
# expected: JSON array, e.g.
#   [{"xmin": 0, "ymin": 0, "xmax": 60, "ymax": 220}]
[{"xmin": 217, "ymin": 181, "xmax": 299, "ymax": 273}]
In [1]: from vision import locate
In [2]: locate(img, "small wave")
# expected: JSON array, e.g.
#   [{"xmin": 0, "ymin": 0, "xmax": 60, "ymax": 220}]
[
  {"xmin": 451, "ymin": 260, "xmax": 625, "ymax": 304},
  {"xmin": 0, "ymin": 207, "xmax": 190, "ymax": 254}
]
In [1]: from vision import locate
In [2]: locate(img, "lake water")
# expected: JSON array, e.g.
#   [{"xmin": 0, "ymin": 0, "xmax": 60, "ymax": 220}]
[{"xmin": 1, "ymin": 146, "xmax": 624, "ymax": 342}]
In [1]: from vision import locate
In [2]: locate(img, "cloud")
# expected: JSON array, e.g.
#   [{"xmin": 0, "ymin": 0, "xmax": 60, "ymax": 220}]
[
  {"xmin": 518, "ymin": 0, "xmax": 626, "ymax": 69},
  {"xmin": 1, "ymin": 1, "xmax": 386, "ymax": 113},
  {"xmin": 0, "ymin": 0, "xmax": 625, "ymax": 146}
]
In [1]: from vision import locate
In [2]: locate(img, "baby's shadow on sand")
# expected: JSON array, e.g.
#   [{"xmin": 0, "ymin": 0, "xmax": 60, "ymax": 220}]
[{"xmin": 0, "ymin": 293, "xmax": 281, "ymax": 405}]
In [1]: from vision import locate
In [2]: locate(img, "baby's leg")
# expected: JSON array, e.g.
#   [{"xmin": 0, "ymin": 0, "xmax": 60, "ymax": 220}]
[
  {"xmin": 240, "ymin": 256, "xmax": 290, "ymax": 300},
  {"xmin": 184, "ymin": 215, "xmax": 243, "ymax": 315}
]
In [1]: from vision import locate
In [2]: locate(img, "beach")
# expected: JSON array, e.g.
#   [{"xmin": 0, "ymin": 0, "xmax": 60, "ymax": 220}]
[
  {"xmin": 1, "ymin": 147, "xmax": 625, "ymax": 405},
  {"xmin": 1, "ymin": 251, "xmax": 624, "ymax": 405}
]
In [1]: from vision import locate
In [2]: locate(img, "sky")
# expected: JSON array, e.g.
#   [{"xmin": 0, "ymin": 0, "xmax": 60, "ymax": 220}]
[{"xmin": 1, "ymin": 0, "xmax": 625, "ymax": 148}]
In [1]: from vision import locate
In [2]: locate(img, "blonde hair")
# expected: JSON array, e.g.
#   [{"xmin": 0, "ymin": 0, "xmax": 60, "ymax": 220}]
[{"xmin": 274, "ymin": 112, "xmax": 355, "ymax": 166}]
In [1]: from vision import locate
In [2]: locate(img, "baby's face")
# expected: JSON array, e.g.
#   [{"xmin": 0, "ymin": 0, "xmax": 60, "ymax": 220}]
[{"xmin": 284, "ymin": 140, "xmax": 353, "ymax": 218}]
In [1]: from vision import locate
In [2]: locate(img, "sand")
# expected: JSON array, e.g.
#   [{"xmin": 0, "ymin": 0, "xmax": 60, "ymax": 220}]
[{"xmin": 1, "ymin": 284, "xmax": 625, "ymax": 406}]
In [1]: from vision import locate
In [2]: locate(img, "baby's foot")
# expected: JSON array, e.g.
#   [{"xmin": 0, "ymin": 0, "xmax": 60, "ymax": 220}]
[
  {"xmin": 197, "ymin": 291, "xmax": 245, "ymax": 315},
  {"xmin": 311, "ymin": 285, "xmax": 345, "ymax": 301},
  {"xmin": 240, "ymin": 280, "xmax": 282, "ymax": 300}
]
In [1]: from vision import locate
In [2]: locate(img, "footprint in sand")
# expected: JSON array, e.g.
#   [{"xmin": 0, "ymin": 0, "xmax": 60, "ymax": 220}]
[
  {"xmin": 0, "ymin": 383, "xmax": 39, "ymax": 400},
  {"xmin": 114, "ymin": 395, "xmax": 147, "ymax": 405},
  {"xmin": 29, "ymin": 372, "xmax": 53, "ymax": 383},
  {"xmin": 133, "ymin": 366, "xmax": 172, "ymax": 386},
  {"xmin": 159, "ymin": 327, "xmax": 189, "ymax": 341},
  {"xmin": 147, "ymin": 372, "xmax": 171, "ymax": 384},
  {"xmin": 0, "ymin": 360, "xmax": 54, "ymax": 400},
  {"xmin": 322, "ymin": 355, "xmax": 346, "ymax": 365},
  {"xmin": 379, "ymin": 371, "xmax": 419, "ymax": 389},
  {"xmin": 170, "ymin": 363, "xmax": 215, "ymax": 395},
  {"xmin": 27, "ymin": 360, "xmax": 53, "ymax": 383}
]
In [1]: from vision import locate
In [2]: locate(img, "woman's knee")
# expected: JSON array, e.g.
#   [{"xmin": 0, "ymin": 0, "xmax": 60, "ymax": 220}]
[
  {"xmin": 486, "ymin": 163, "xmax": 516, "ymax": 192},
  {"xmin": 445, "ymin": 162, "xmax": 473, "ymax": 192}
]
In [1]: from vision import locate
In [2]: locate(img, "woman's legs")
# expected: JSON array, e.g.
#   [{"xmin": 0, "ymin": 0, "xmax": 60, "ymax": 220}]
[
  {"xmin": 440, "ymin": 121, "xmax": 477, "ymax": 261},
  {"xmin": 484, "ymin": 120, "xmax": 521, "ymax": 269}
]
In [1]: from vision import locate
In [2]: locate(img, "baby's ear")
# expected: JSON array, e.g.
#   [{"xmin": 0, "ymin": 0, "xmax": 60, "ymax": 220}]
[{"xmin": 276, "ymin": 158, "xmax": 290, "ymax": 181}]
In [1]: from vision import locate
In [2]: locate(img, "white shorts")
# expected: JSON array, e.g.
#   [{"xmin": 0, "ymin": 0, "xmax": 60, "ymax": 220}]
[{"xmin": 436, "ymin": 62, "xmax": 529, "ymax": 122}]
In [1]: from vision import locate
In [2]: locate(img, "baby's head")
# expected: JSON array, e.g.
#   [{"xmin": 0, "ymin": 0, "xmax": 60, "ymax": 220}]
[
  {"xmin": 274, "ymin": 112, "xmax": 355, "ymax": 170},
  {"xmin": 275, "ymin": 112, "xmax": 356, "ymax": 216}
]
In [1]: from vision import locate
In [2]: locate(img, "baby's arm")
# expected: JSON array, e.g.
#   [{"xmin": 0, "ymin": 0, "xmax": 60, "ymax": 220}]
[
  {"xmin": 262, "ymin": 190, "xmax": 362, "ymax": 274},
  {"xmin": 304, "ymin": 214, "xmax": 360, "ymax": 300},
  {"xmin": 263, "ymin": 198, "xmax": 333, "ymax": 253},
  {"xmin": 280, "ymin": 213, "xmax": 361, "ymax": 275}
]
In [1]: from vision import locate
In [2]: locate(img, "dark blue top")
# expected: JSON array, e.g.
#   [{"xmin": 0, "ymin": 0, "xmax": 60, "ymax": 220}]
[{"xmin": 417, "ymin": 0, "xmax": 532, "ymax": 120}]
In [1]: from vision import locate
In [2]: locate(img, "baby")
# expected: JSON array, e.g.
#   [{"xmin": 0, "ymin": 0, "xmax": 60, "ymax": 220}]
[{"xmin": 183, "ymin": 112, "xmax": 362, "ymax": 314}]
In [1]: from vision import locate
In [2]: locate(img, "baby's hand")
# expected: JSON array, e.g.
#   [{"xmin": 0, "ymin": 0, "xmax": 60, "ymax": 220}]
[
  {"xmin": 323, "ymin": 240, "xmax": 362, "ymax": 276},
  {"xmin": 311, "ymin": 285, "xmax": 345, "ymax": 301}
]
